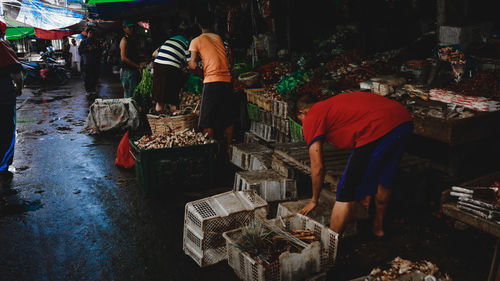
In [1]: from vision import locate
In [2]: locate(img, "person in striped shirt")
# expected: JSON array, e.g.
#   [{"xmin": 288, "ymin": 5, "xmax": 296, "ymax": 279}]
[{"xmin": 152, "ymin": 28, "xmax": 192, "ymax": 112}]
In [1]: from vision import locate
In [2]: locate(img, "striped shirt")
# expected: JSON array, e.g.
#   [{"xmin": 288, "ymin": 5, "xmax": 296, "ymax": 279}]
[{"xmin": 154, "ymin": 35, "xmax": 191, "ymax": 68}]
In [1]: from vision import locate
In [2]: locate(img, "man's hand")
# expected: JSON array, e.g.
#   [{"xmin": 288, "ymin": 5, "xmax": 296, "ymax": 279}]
[
  {"xmin": 13, "ymin": 73, "xmax": 23, "ymax": 96},
  {"xmin": 298, "ymin": 200, "xmax": 317, "ymax": 216}
]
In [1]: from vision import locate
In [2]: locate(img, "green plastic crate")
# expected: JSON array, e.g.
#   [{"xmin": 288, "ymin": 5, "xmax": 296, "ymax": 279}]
[
  {"xmin": 130, "ymin": 139, "xmax": 217, "ymax": 195},
  {"xmin": 288, "ymin": 116, "xmax": 305, "ymax": 142},
  {"xmin": 247, "ymin": 102, "xmax": 259, "ymax": 121}
]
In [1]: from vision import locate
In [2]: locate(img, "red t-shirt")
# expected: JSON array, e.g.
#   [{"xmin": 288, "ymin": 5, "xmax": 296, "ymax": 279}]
[{"xmin": 302, "ymin": 92, "xmax": 412, "ymax": 149}]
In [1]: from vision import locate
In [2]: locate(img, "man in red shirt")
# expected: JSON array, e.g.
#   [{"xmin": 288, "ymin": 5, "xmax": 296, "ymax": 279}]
[{"xmin": 297, "ymin": 92, "xmax": 413, "ymax": 237}]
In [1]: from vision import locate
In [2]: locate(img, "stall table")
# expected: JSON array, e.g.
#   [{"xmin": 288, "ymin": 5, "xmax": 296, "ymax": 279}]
[{"xmin": 441, "ymin": 171, "xmax": 500, "ymax": 281}]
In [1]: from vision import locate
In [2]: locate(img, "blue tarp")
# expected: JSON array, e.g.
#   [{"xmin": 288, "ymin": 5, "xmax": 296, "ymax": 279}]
[{"xmin": 16, "ymin": 0, "xmax": 84, "ymax": 30}]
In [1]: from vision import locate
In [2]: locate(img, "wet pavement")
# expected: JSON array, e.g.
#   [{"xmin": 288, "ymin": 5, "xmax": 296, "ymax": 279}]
[{"xmin": 0, "ymin": 74, "xmax": 495, "ymax": 281}]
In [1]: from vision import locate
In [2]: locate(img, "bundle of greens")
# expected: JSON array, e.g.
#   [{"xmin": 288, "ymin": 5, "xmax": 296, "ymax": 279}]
[{"xmin": 135, "ymin": 68, "xmax": 153, "ymax": 98}]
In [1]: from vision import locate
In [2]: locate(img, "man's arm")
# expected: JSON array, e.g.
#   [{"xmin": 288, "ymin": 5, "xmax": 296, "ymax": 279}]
[
  {"xmin": 119, "ymin": 37, "xmax": 143, "ymax": 70},
  {"xmin": 188, "ymin": 51, "xmax": 199, "ymax": 70},
  {"xmin": 78, "ymin": 40, "xmax": 87, "ymax": 55},
  {"xmin": 13, "ymin": 72, "xmax": 23, "ymax": 96},
  {"xmin": 298, "ymin": 140, "xmax": 325, "ymax": 215}
]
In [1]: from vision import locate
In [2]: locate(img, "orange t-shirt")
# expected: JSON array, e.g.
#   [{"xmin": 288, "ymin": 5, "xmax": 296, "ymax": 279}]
[{"xmin": 189, "ymin": 33, "xmax": 231, "ymax": 83}]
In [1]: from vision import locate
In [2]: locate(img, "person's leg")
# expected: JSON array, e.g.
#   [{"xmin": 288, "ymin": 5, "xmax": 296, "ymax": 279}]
[
  {"xmin": 203, "ymin": 128, "xmax": 215, "ymax": 138},
  {"xmin": 224, "ymin": 124, "xmax": 234, "ymax": 154},
  {"xmin": 120, "ymin": 69, "xmax": 131, "ymax": 98},
  {"xmin": 90, "ymin": 64, "xmax": 99, "ymax": 92},
  {"xmin": 84, "ymin": 65, "xmax": 92, "ymax": 92},
  {"xmin": 129, "ymin": 69, "xmax": 141, "ymax": 98},
  {"xmin": 373, "ymin": 184, "xmax": 391, "ymax": 237},
  {"xmin": 155, "ymin": 102, "xmax": 165, "ymax": 112},
  {"xmin": 0, "ymin": 104, "xmax": 15, "ymax": 185},
  {"xmin": 358, "ymin": 195, "xmax": 372, "ymax": 212},
  {"xmin": 330, "ymin": 201, "xmax": 356, "ymax": 235},
  {"xmin": 198, "ymin": 83, "xmax": 217, "ymax": 137}
]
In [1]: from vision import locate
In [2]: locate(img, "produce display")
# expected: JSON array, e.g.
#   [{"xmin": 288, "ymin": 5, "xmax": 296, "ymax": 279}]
[
  {"xmin": 134, "ymin": 129, "xmax": 213, "ymax": 149},
  {"xmin": 367, "ymin": 257, "xmax": 451, "ymax": 281},
  {"xmin": 180, "ymin": 91, "xmax": 200, "ymax": 106},
  {"xmin": 429, "ymin": 89, "xmax": 500, "ymax": 112},
  {"xmin": 256, "ymin": 61, "xmax": 295, "ymax": 86},
  {"xmin": 446, "ymin": 70, "xmax": 500, "ymax": 100},
  {"xmin": 276, "ymin": 69, "xmax": 313, "ymax": 96},
  {"xmin": 185, "ymin": 73, "xmax": 203, "ymax": 94},
  {"xmin": 230, "ymin": 220, "xmax": 318, "ymax": 265}
]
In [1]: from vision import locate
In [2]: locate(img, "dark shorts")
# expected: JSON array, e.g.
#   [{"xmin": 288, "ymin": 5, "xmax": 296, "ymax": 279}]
[
  {"xmin": 198, "ymin": 82, "xmax": 236, "ymax": 130},
  {"xmin": 336, "ymin": 122, "xmax": 414, "ymax": 202},
  {"xmin": 152, "ymin": 63, "xmax": 184, "ymax": 105}
]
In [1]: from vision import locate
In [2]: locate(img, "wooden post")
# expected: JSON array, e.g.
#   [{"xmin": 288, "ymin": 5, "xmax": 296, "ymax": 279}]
[{"xmin": 488, "ymin": 238, "xmax": 500, "ymax": 281}]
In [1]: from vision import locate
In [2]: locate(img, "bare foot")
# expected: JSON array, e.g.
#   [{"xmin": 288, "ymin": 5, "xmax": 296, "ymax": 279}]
[{"xmin": 372, "ymin": 224, "xmax": 385, "ymax": 237}]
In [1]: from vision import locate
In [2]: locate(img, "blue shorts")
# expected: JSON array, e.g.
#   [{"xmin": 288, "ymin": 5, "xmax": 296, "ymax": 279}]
[{"xmin": 336, "ymin": 122, "xmax": 413, "ymax": 202}]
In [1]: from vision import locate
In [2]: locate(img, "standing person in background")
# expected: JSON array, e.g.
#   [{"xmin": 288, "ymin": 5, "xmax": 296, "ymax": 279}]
[
  {"xmin": 152, "ymin": 27, "xmax": 192, "ymax": 113},
  {"xmin": 119, "ymin": 19, "xmax": 143, "ymax": 98},
  {"xmin": 188, "ymin": 14, "xmax": 235, "ymax": 155},
  {"xmin": 0, "ymin": 21, "xmax": 23, "ymax": 189},
  {"xmin": 62, "ymin": 37, "xmax": 71, "ymax": 69},
  {"xmin": 78, "ymin": 28, "xmax": 101, "ymax": 96},
  {"xmin": 69, "ymin": 38, "xmax": 81, "ymax": 75}
]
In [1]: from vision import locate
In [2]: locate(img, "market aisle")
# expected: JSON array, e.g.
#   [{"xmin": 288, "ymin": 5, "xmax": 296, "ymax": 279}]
[
  {"xmin": 0, "ymin": 76, "xmax": 236, "ymax": 281},
  {"xmin": 0, "ymin": 75, "xmax": 496, "ymax": 281}
]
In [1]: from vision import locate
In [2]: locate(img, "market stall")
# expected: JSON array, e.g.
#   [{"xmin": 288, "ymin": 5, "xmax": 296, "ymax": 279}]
[{"xmin": 441, "ymin": 170, "xmax": 500, "ymax": 281}]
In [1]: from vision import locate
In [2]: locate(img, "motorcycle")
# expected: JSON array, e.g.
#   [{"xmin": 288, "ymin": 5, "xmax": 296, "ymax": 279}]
[{"xmin": 21, "ymin": 50, "xmax": 71, "ymax": 87}]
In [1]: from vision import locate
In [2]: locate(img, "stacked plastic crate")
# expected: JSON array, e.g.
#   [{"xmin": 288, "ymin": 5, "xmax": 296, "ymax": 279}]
[
  {"xmin": 245, "ymin": 89, "xmax": 292, "ymax": 143},
  {"xmin": 230, "ymin": 143, "xmax": 298, "ymax": 203}
]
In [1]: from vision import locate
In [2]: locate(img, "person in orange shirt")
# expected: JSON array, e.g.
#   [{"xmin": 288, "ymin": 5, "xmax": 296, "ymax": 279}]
[{"xmin": 188, "ymin": 14, "xmax": 235, "ymax": 154}]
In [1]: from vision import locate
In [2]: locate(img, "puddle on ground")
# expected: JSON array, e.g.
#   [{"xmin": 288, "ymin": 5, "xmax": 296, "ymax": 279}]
[
  {"xmin": 56, "ymin": 126, "xmax": 73, "ymax": 131},
  {"xmin": 24, "ymin": 130, "xmax": 48, "ymax": 136},
  {"xmin": 15, "ymin": 166, "xmax": 30, "ymax": 171},
  {"xmin": 0, "ymin": 198, "xmax": 43, "ymax": 216},
  {"xmin": 28, "ymin": 95, "xmax": 73, "ymax": 104}
]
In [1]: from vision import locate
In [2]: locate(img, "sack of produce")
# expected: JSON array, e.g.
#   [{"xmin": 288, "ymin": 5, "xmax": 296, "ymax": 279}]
[{"xmin": 81, "ymin": 98, "xmax": 140, "ymax": 135}]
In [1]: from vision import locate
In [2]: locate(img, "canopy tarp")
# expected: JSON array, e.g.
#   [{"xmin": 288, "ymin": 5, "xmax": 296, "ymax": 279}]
[
  {"xmin": 89, "ymin": 0, "xmax": 175, "ymax": 20},
  {"xmin": 34, "ymin": 28, "xmax": 73, "ymax": 40},
  {"xmin": 5, "ymin": 27, "xmax": 34, "ymax": 40},
  {"xmin": 87, "ymin": 0, "xmax": 135, "ymax": 4},
  {"xmin": 16, "ymin": 0, "xmax": 84, "ymax": 30}
]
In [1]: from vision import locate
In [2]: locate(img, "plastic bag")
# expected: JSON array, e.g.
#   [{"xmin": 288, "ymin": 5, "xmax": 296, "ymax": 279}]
[{"xmin": 115, "ymin": 130, "xmax": 134, "ymax": 169}]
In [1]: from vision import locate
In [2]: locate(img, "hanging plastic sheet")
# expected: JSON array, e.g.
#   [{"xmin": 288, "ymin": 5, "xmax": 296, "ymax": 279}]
[
  {"xmin": 5, "ymin": 27, "xmax": 34, "ymax": 40},
  {"xmin": 16, "ymin": 0, "xmax": 84, "ymax": 30},
  {"xmin": 34, "ymin": 28, "xmax": 73, "ymax": 40}
]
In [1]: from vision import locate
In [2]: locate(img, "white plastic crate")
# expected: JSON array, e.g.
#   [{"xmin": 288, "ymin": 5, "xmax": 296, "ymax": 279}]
[
  {"xmin": 272, "ymin": 99, "xmax": 288, "ymax": 118},
  {"xmin": 251, "ymin": 121, "xmax": 278, "ymax": 142},
  {"xmin": 222, "ymin": 214, "xmax": 339, "ymax": 281},
  {"xmin": 271, "ymin": 154, "xmax": 298, "ymax": 179},
  {"xmin": 231, "ymin": 143, "xmax": 273, "ymax": 170},
  {"xmin": 234, "ymin": 170, "xmax": 297, "ymax": 202},
  {"xmin": 183, "ymin": 190, "xmax": 269, "ymax": 267},
  {"xmin": 276, "ymin": 189, "xmax": 369, "ymax": 241},
  {"xmin": 272, "ymin": 115, "xmax": 290, "ymax": 135},
  {"xmin": 249, "ymin": 152, "xmax": 274, "ymax": 171},
  {"xmin": 258, "ymin": 108, "xmax": 272, "ymax": 125},
  {"xmin": 276, "ymin": 131, "xmax": 291, "ymax": 143},
  {"xmin": 244, "ymin": 131, "xmax": 263, "ymax": 144}
]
